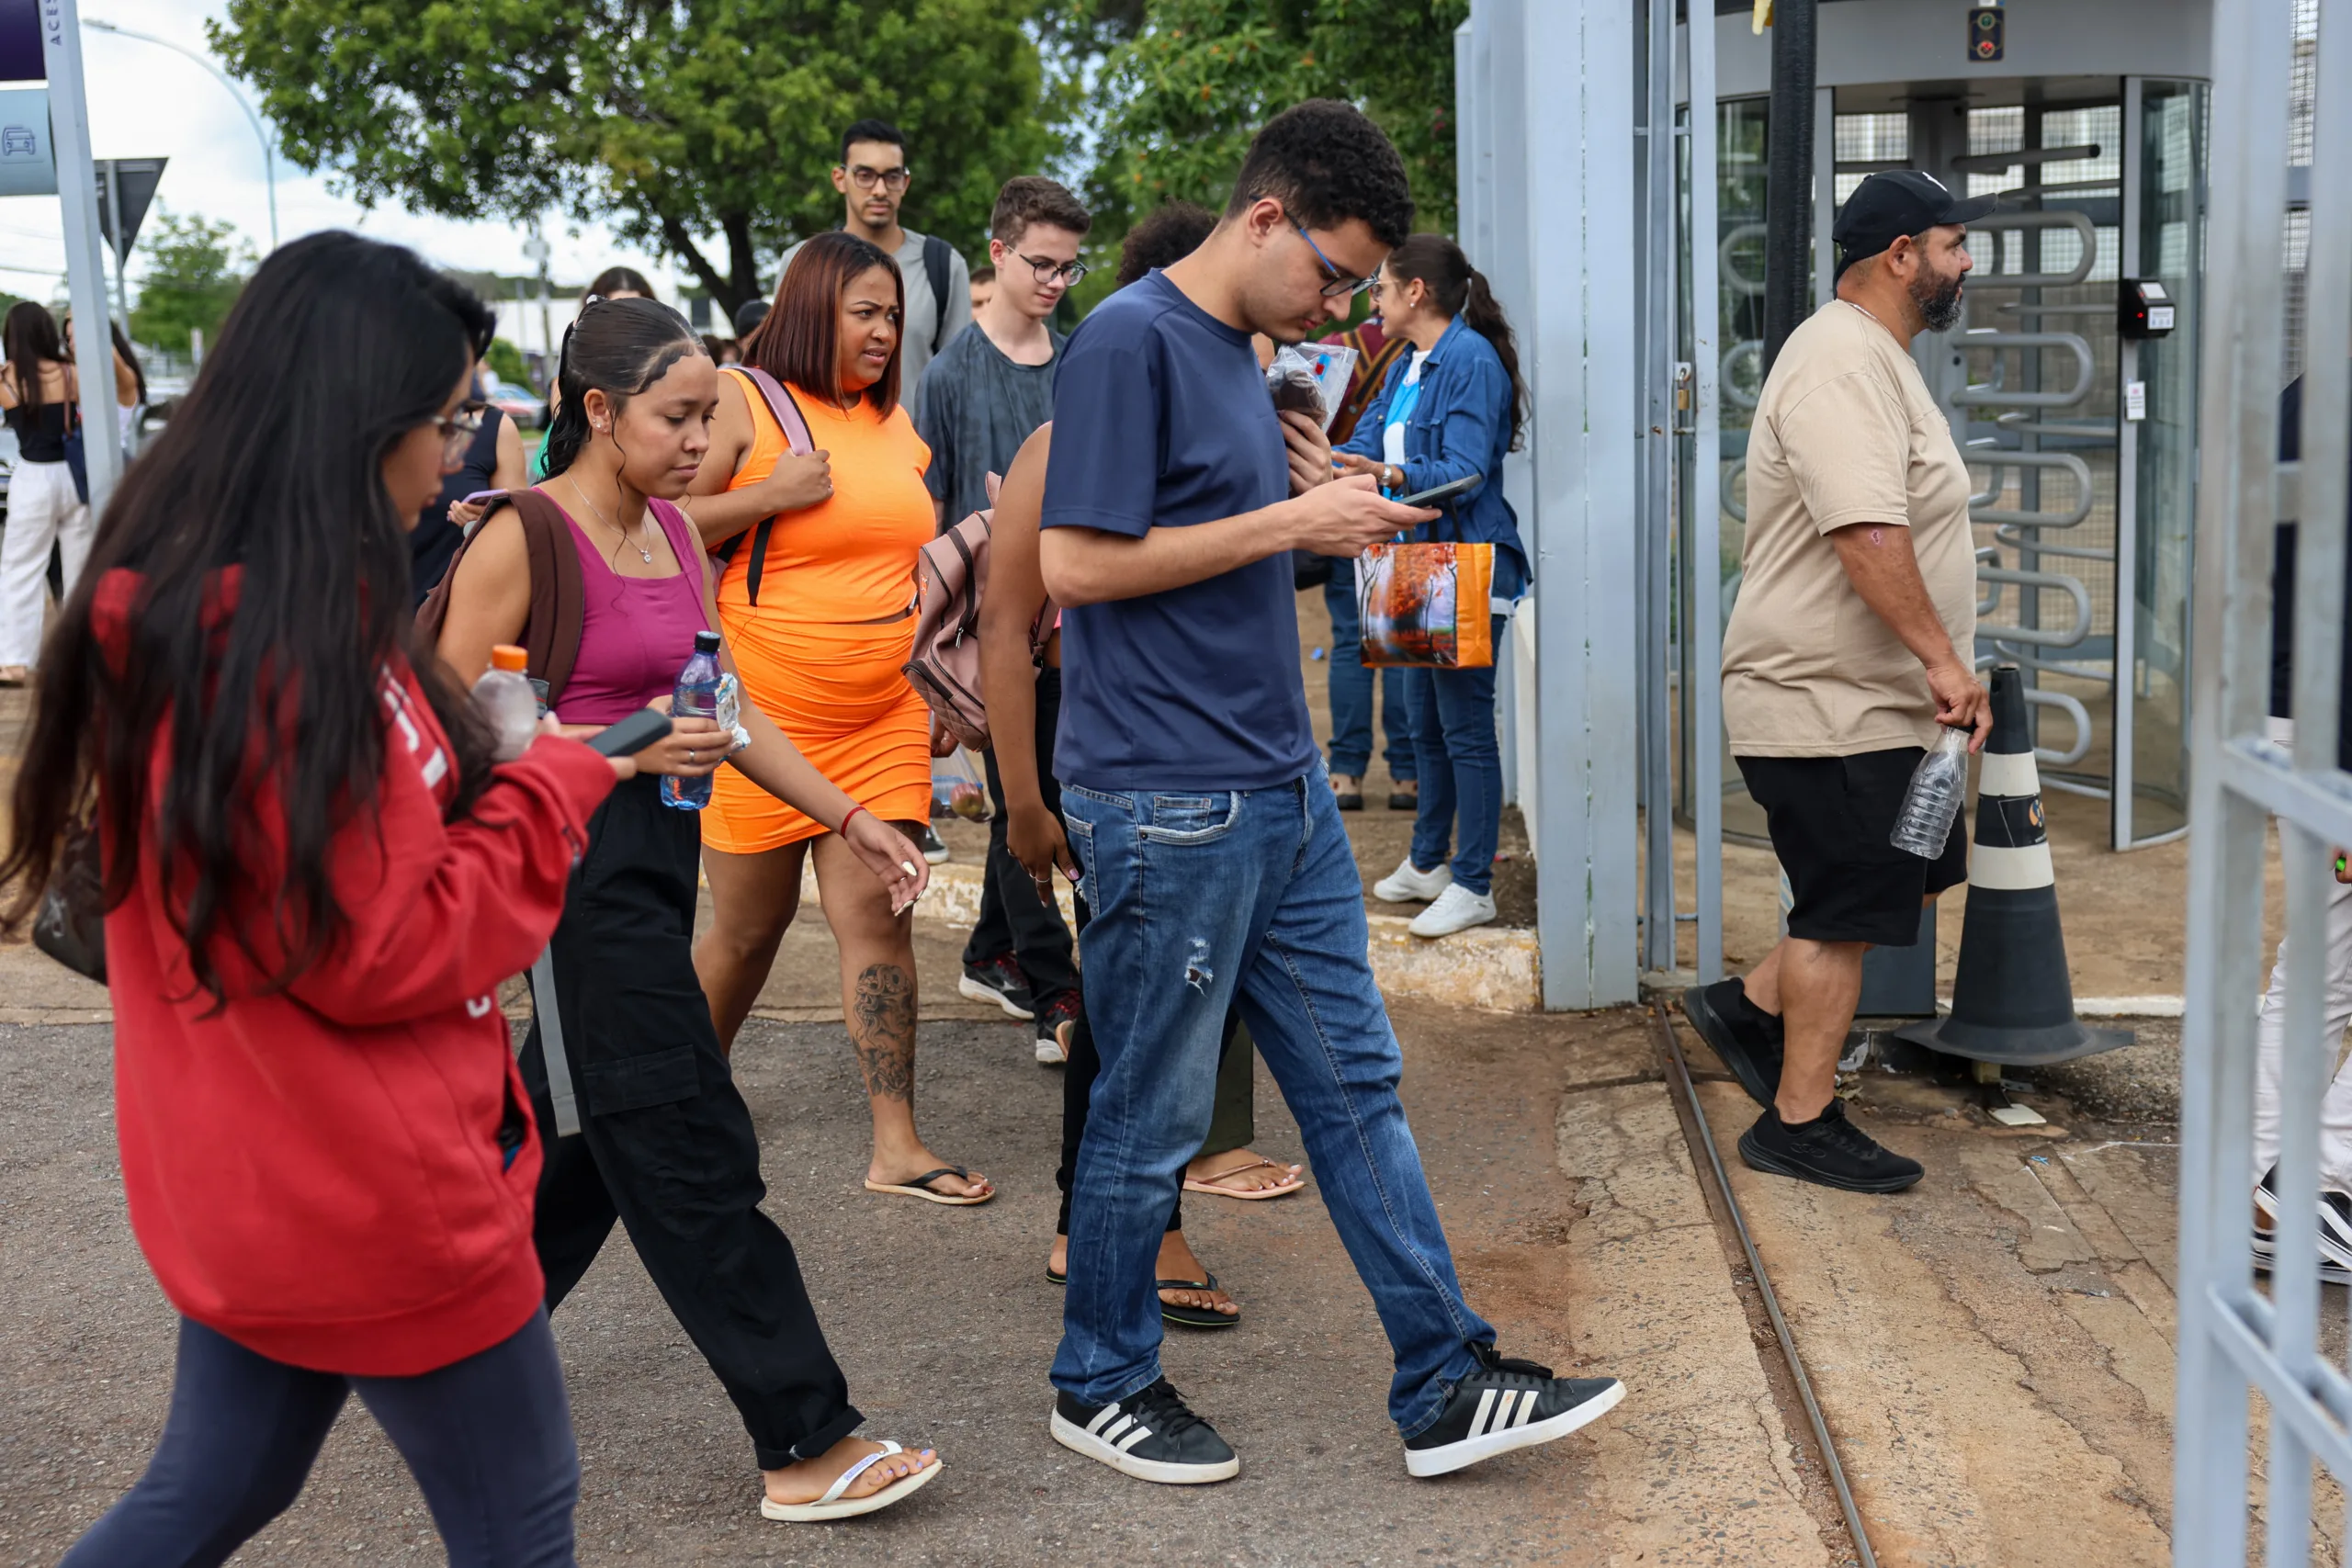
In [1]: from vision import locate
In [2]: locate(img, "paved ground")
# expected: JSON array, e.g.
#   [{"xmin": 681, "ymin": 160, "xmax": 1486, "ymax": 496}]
[{"xmin": 0, "ymin": 923, "xmax": 1850, "ymax": 1568}]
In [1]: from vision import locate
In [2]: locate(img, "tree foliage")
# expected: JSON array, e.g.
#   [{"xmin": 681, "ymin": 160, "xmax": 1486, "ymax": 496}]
[
  {"xmin": 209, "ymin": 0, "xmax": 1070, "ymax": 319},
  {"xmin": 130, "ymin": 211, "xmax": 252, "ymax": 355},
  {"xmin": 1081, "ymin": 0, "xmax": 1466, "ymax": 239}
]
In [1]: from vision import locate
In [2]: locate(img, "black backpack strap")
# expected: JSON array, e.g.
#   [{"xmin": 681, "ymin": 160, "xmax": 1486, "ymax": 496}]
[
  {"xmin": 923, "ymin": 233, "xmax": 952, "ymax": 350},
  {"xmin": 742, "ymin": 515, "xmax": 777, "ymax": 607}
]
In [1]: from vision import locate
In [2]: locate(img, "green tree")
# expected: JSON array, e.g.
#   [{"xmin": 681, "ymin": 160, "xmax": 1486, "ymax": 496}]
[
  {"xmin": 130, "ymin": 210, "xmax": 252, "ymax": 355},
  {"xmin": 209, "ymin": 0, "xmax": 1071, "ymax": 320},
  {"xmin": 1081, "ymin": 0, "xmax": 1465, "ymax": 239},
  {"xmin": 485, "ymin": 336, "xmax": 531, "ymax": 387}
]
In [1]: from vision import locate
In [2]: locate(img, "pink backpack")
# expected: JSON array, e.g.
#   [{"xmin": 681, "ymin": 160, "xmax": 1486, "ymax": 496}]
[{"xmin": 903, "ymin": 472, "xmax": 1055, "ymax": 751}]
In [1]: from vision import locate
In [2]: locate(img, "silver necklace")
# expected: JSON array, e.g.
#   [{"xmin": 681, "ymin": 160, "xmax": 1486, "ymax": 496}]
[{"xmin": 566, "ymin": 475, "xmax": 652, "ymax": 565}]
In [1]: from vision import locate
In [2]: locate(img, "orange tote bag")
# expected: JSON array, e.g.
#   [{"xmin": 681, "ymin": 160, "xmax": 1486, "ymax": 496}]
[{"xmin": 1355, "ymin": 541, "xmax": 1497, "ymax": 669}]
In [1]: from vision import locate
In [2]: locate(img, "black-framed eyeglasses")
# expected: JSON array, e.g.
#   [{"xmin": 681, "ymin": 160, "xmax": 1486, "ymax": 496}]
[
  {"xmin": 1293, "ymin": 222, "xmax": 1374, "ymax": 299},
  {"xmin": 847, "ymin": 164, "xmax": 911, "ymax": 191},
  {"xmin": 438, "ymin": 400, "xmax": 486, "ymax": 461},
  {"xmin": 1012, "ymin": 250, "xmax": 1089, "ymax": 287}
]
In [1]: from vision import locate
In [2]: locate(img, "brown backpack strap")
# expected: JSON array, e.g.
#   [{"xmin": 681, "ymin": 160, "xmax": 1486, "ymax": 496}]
[
  {"xmin": 410, "ymin": 488, "xmax": 585, "ymax": 705},
  {"xmin": 717, "ymin": 367, "xmax": 816, "ymax": 608}
]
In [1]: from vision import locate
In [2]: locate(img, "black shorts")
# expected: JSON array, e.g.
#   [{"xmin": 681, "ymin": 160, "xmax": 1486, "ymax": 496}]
[{"xmin": 1737, "ymin": 749, "xmax": 1968, "ymax": 946}]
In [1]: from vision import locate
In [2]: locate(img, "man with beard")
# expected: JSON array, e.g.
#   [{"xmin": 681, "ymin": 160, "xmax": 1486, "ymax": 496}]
[{"xmin": 1687, "ymin": 171, "xmax": 1993, "ymax": 1194}]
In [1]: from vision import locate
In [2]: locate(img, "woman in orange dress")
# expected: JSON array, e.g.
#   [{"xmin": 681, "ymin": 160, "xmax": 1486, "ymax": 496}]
[{"xmin": 687, "ymin": 231, "xmax": 992, "ymax": 1205}]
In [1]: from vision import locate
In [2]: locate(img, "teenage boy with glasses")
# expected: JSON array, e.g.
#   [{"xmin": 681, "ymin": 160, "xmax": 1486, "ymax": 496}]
[
  {"xmin": 915, "ymin": 175, "xmax": 1093, "ymax": 1060},
  {"xmin": 1037, "ymin": 98, "xmax": 1625, "ymax": 1485},
  {"xmin": 780, "ymin": 118, "xmax": 972, "ymax": 393}
]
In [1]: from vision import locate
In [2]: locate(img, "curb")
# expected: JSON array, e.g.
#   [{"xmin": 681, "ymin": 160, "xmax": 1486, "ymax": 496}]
[{"xmin": 902, "ymin": 860, "xmax": 1544, "ymax": 1013}]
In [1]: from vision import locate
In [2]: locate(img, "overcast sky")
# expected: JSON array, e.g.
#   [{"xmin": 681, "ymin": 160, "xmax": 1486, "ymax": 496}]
[{"xmin": 0, "ymin": 1, "xmax": 685, "ymax": 303}]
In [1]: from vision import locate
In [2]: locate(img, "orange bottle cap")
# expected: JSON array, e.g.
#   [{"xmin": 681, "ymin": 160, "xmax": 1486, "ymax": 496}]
[{"xmin": 490, "ymin": 645, "xmax": 528, "ymax": 672}]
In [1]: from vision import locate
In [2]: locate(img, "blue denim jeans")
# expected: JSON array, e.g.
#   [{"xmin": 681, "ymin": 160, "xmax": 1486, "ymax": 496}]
[
  {"xmin": 1323, "ymin": 559, "xmax": 1417, "ymax": 782},
  {"xmin": 1053, "ymin": 776, "xmax": 1492, "ymax": 1435},
  {"xmin": 1405, "ymin": 616, "xmax": 1507, "ymax": 897}
]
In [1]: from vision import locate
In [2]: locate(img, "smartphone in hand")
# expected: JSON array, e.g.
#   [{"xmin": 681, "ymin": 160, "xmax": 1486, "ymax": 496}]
[
  {"xmin": 1395, "ymin": 473, "xmax": 1481, "ymax": 509},
  {"xmin": 588, "ymin": 710, "xmax": 673, "ymax": 758}
]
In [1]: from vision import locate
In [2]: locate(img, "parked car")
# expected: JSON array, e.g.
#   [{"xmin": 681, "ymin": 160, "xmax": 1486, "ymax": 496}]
[{"xmin": 482, "ymin": 376, "xmax": 548, "ymax": 431}]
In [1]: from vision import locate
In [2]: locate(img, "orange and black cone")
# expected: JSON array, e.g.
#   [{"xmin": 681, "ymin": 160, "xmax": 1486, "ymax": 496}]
[{"xmin": 1895, "ymin": 667, "xmax": 2132, "ymax": 1066}]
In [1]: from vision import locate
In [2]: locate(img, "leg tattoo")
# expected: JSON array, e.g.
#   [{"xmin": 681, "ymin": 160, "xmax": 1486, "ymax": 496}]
[{"xmin": 850, "ymin": 964, "xmax": 917, "ymax": 1104}]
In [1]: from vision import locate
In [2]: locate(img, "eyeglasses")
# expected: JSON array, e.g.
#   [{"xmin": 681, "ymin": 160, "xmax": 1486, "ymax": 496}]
[
  {"xmin": 846, "ymin": 164, "xmax": 911, "ymax": 191},
  {"xmin": 438, "ymin": 401, "xmax": 486, "ymax": 462},
  {"xmin": 1293, "ymin": 222, "xmax": 1374, "ymax": 299},
  {"xmin": 1012, "ymin": 250, "xmax": 1090, "ymax": 287}
]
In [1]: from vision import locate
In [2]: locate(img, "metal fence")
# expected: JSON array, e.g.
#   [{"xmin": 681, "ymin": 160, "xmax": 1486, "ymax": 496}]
[{"xmin": 2176, "ymin": 0, "xmax": 2352, "ymax": 1560}]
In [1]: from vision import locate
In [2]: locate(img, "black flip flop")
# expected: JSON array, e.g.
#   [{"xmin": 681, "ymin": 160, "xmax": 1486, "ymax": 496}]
[{"xmin": 1159, "ymin": 1273, "xmax": 1240, "ymax": 1329}]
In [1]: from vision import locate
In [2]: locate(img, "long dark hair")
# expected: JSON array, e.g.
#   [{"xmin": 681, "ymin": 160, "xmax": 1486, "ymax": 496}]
[
  {"xmin": 111, "ymin": 318, "xmax": 148, "ymax": 407},
  {"xmin": 748, "ymin": 231, "xmax": 903, "ymax": 414},
  {"xmin": 4, "ymin": 300, "xmax": 63, "ymax": 411},
  {"xmin": 1386, "ymin": 235, "xmax": 1527, "ymax": 452},
  {"xmin": 0, "ymin": 231, "xmax": 499, "ymax": 1003},
  {"xmin": 584, "ymin": 265, "xmax": 655, "ymax": 302},
  {"xmin": 541, "ymin": 296, "xmax": 706, "ymax": 479}
]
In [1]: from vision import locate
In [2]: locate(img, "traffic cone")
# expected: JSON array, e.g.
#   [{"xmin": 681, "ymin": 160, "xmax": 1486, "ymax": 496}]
[{"xmin": 1894, "ymin": 667, "xmax": 2133, "ymax": 1066}]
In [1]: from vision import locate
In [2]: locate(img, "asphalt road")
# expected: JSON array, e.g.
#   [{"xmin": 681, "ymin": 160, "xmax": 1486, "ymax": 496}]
[{"xmin": 0, "ymin": 1006, "xmax": 1621, "ymax": 1567}]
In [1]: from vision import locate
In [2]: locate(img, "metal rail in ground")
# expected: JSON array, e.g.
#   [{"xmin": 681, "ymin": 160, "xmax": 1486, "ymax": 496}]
[{"xmin": 1648, "ymin": 1002, "xmax": 1878, "ymax": 1568}]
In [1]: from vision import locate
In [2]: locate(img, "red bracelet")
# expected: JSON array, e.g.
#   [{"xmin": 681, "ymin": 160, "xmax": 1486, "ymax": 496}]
[{"xmin": 838, "ymin": 805, "xmax": 865, "ymax": 836}]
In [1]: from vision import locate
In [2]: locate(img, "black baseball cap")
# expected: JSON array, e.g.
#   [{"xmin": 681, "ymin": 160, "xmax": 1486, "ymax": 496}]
[{"xmin": 1832, "ymin": 170, "xmax": 1997, "ymax": 276}]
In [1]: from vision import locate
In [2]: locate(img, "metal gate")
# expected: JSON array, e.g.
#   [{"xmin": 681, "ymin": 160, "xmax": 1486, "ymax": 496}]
[{"xmin": 2176, "ymin": 0, "xmax": 2352, "ymax": 1561}]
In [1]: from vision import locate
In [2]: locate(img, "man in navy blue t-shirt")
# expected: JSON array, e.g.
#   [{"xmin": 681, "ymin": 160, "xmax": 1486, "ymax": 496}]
[{"xmin": 1037, "ymin": 100, "xmax": 1626, "ymax": 1486}]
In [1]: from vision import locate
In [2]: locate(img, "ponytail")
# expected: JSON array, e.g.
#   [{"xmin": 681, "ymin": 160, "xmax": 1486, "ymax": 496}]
[
  {"xmin": 1460, "ymin": 267, "xmax": 1527, "ymax": 453},
  {"xmin": 1385, "ymin": 235, "xmax": 1528, "ymax": 452},
  {"xmin": 540, "ymin": 295, "xmax": 704, "ymax": 480}
]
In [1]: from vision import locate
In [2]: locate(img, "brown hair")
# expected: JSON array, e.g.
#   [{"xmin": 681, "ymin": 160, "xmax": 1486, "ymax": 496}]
[
  {"xmin": 1385, "ymin": 234, "xmax": 1527, "ymax": 452},
  {"xmin": 990, "ymin": 175, "xmax": 1091, "ymax": 245},
  {"xmin": 749, "ymin": 231, "xmax": 903, "ymax": 414}
]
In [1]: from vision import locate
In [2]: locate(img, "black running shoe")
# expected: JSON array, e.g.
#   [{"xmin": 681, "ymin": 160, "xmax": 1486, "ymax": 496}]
[
  {"xmin": 957, "ymin": 954, "xmax": 1035, "ymax": 1021},
  {"xmin": 1680, "ymin": 978, "xmax": 1783, "ymax": 1110},
  {"xmin": 1403, "ymin": 1344, "xmax": 1624, "ymax": 1478},
  {"xmin": 2256, "ymin": 1168, "xmax": 2352, "ymax": 1271},
  {"xmin": 919, "ymin": 824, "xmax": 952, "ymax": 864},
  {"xmin": 1737, "ymin": 1099, "xmax": 1923, "ymax": 1193},
  {"xmin": 2253, "ymin": 1225, "xmax": 2352, "ymax": 1286},
  {"xmin": 1051, "ymin": 1379, "xmax": 1238, "ymax": 1484}
]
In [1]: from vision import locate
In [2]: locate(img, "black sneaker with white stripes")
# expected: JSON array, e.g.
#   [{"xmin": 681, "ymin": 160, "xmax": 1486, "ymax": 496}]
[
  {"xmin": 1051, "ymin": 1378, "xmax": 1238, "ymax": 1484},
  {"xmin": 1403, "ymin": 1344, "xmax": 1624, "ymax": 1478}
]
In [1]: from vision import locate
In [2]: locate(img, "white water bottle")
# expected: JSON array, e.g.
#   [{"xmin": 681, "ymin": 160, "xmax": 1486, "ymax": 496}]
[
  {"xmin": 473, "ymin": 644, "xmax": 539, "ymax": 762},
  {"xmin": 1890, "ymin": 726, "xmax": 1971, "ymax": 857}
]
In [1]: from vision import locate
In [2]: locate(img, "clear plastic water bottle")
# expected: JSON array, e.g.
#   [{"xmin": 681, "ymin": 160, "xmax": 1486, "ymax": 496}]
[
  {"xmin": 473, "ymin": 644, "xmax": 539, "ymax": 763},
  {"xmin": 662, "ymin": 630, "xmax": 726, "ymax": 812},
  {"xmin": 1890, "ymin": 725, "xmax": 1971, "ymax": 857}
]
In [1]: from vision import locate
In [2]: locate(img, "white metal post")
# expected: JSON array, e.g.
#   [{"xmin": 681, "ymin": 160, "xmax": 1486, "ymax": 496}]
[
  {"xmin": 1638, "ymin": 0, "xmax": 1679, "ymax": 976},
  {"xmin": 1514, "ymin": 0, "xmax": 1641, "ymax": 1009},
  {"xmin": 2172, "ymin": 0, "xmax": 2340, "ymax": 1560},
  {"xmin": 44, "ymin": 0, "xmax": 122, "ymax": 515},
  {"xmin": 1690, "ymin": 6, "xmax": 1724, "ymax": 985}
]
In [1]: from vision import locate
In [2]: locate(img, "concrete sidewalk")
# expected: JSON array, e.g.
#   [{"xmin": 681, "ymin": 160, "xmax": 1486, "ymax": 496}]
[{"xmin": 0, "ymin": 932, "xmax": 1835, "ymax": 1565}]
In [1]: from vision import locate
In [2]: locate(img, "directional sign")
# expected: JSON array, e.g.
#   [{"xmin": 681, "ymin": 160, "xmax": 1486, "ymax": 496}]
[
  {"xmin": 0, "ymin": 84, "xmax": 51, "ymax": 195},
  {"xmin": 0, "ymin": 0, "xmax": 40, "ymax": 84},
  {"xmin": 95, "ymin": 156, "xmax": 164, "ymax": 255}
]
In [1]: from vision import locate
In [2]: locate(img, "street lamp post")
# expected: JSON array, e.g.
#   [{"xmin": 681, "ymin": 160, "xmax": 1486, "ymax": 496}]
[{"xmin": 82, "ymin": 17, "xmax": 278, "ymax": 252}]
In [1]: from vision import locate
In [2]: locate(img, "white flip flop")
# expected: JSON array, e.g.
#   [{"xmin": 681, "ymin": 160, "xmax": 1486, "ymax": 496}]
[{"xmin": 758, "ymin": 1439, "xmax": 942, "ymax": 1522}]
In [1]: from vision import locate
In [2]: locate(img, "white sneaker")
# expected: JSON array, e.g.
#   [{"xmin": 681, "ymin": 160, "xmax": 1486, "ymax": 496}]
[
  {"xmin": 1409, "ymin": 883, "xmax": 1497, "ymax": 938},
  {"xmin": 1373, "ymin": 856, "xmax": 1453, "ymax": 904}
]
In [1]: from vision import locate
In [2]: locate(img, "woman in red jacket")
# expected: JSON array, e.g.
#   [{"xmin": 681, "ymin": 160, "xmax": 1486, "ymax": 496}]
[{"xmin": 1, "ymin": 233, "xmax": 624, "ymax": 1567}]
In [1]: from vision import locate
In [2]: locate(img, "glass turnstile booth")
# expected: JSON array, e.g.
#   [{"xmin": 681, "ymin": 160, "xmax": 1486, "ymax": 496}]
[{"xmin": 1674, "ymin": 7, "xmax": 2211, "ymax": 856}]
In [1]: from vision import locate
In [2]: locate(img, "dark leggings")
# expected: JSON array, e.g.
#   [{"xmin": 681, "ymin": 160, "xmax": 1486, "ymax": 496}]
[
  {"xmin": 526, "ymin": 774, "xmax": 860, "ymax": 1472},
  {"xmin": 61, "ymin": 1312, "xmax": 577, "ymax": 1568}
]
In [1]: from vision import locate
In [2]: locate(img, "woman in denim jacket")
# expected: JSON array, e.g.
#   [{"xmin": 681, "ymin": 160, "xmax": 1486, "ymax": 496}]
[{"xmin": 1335, "ymin": 235, "xmax": 1529, "ymax": 938}]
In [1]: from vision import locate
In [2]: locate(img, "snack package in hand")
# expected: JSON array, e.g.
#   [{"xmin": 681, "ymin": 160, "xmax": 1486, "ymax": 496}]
[
  {"xmin": 1265, "ymin": 343, "xmax": 1359, "ymax": 432},
  {"xmin": 931, "ymin": 747, "xmax": 995, "ymax": 822}
]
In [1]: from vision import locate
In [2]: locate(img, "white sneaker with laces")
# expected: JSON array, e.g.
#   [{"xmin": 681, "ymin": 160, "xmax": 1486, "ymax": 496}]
[
  {"xmin": 1409, "ymin": 883, "xmax": 1497, "ymax": 939},
  {"xmin": 1373, "ymin": 857, "xmax": 1453, "ymax": 904}
]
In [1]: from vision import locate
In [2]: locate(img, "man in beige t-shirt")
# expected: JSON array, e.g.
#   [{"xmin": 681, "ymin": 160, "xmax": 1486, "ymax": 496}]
[{"xmin": 1687, "ymin": 171, "xmax": 1995, "ymax": 1196}]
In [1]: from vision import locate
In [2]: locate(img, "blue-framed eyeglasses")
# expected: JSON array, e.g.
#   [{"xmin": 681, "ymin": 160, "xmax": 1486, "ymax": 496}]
[{"xmin": 1293, "ymin": 222, "xmax": 1374, "ymax": 299}]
